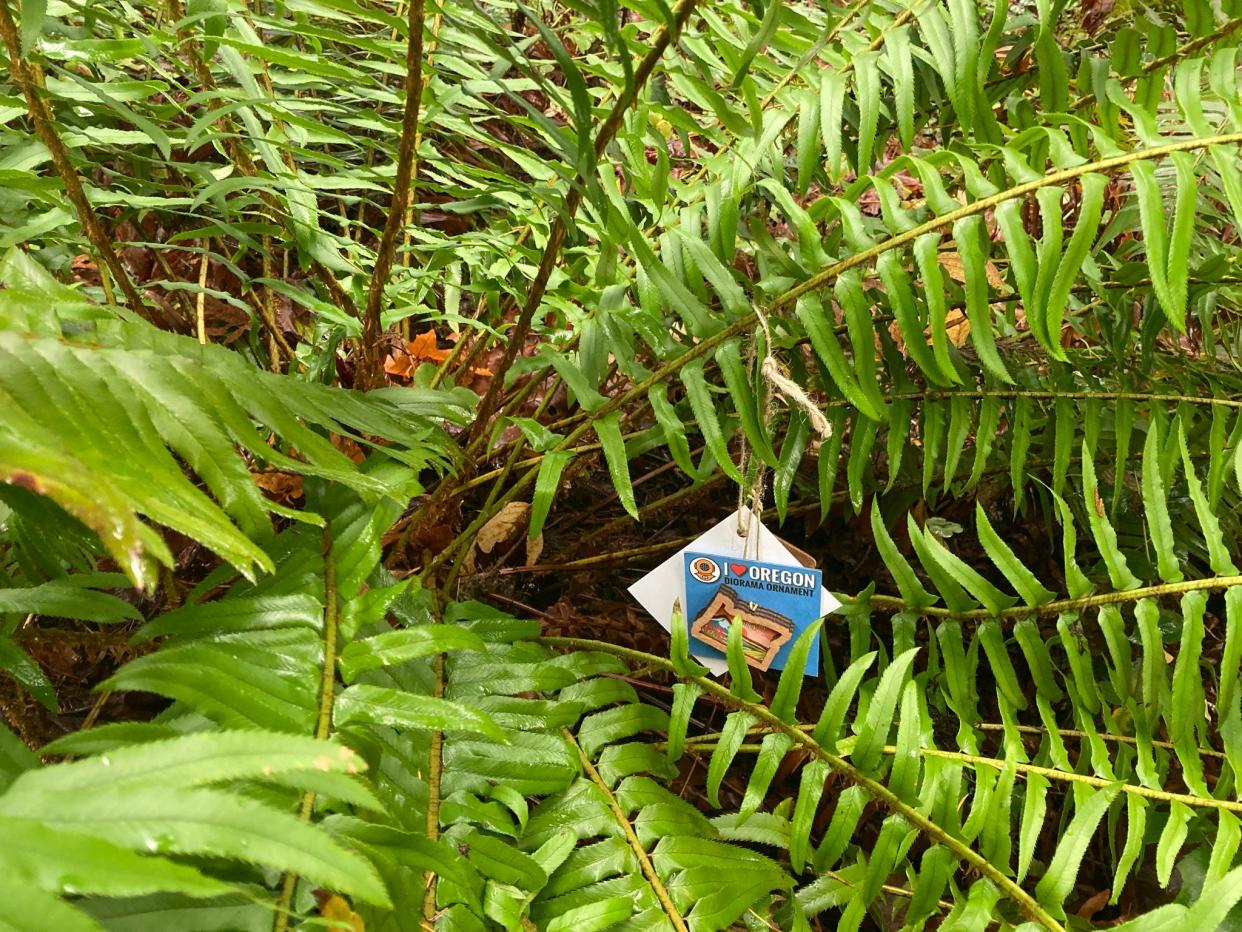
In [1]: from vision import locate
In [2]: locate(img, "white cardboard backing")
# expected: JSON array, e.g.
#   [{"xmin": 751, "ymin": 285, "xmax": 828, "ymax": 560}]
[{"xmin": 628, "ymin": 506, "xmax": 841, "ymax": 676}]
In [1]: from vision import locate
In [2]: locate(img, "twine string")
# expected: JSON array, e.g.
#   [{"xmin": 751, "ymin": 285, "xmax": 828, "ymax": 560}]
[{"xmin": 734, "ymin": 306, "xmax": 833, "ymax": 555}]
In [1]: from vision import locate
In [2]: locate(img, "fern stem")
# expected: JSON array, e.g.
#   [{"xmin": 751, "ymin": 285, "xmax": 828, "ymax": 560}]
[
  {"xmin": 430, "ymin": 133, "xmax": 1242, "ymax": 580},
  {"xmin": 868, "ymin": 574, "xmax": 1242, "ymax": 621},
  {"xmin": 682, "ymin": 738, "xmax": 1241, "ymax": 814},
  {"xmin": 274, "ymin": 530, "xmax": 339, "ymax": 932},
  {"xmin": 422, "ymin": 653, "xmax": 446, "ymax": 920},
  {"xmin": 536, "ymin": 133, "xmax": 1242, "ymax": 456},
  {"xmin": 464, "ymin": 0, "xmax": 701, "ymax": 450},
  {"xmin": 902, "ymin": 747, "xmax": 1242, "ymax": 814},
  {"xmin": 820, "ymin": 868, "xmax": 955, "ymax": 912},
  {"xmin": 541, "ymin": 636, "xmax": 1068, "ymax": 931},
  {"xmin": 360, "ymin": 0, "xmax": 427, "ymax": 390},
  {"xmin": 683, "ymin": 721, "xmax": 1227, "ymax": 762},
  {"xmin": 679, "ymin": 0, "xmax": 923, "ymax": 193},
  {"xmin": 976, "ymin": 722, "xmax": 1227, "ymax": 760},
  {"xmin": 0, "ymin": 0, "xmax": 151, "ymax": 318},
  {"xmin": 562, "ymin": 727, "xmax": 689, "ymax": 931},
  {"xmin": 833, "ymin": 388, "xmax": 1242, "ymax": 410},
  {"xmin": 776, "ymin": 133, "xmax": 1242, "ymax": 313},
  {"xmin": 758, "ymin": 0, "xmax": 894, "ymax": 106},
  {"xmin": 162, "ymin": 0, "xmax": 361, "ymax": 327},
  {"xmin": 1072, "ymin": 15, "xmax": 1242, "ymax": 111}
]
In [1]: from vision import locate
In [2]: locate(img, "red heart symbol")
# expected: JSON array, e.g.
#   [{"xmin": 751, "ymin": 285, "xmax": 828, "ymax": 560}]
[{"xmin": 729, "ymin": 563, "xmax": 748, "ymax": 576}]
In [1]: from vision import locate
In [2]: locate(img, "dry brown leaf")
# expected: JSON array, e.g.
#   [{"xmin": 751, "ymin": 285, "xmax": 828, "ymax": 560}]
[
  {"xmin": 463, "ymin": 501, "xmax": 530, "ymax": 574},
  {"xmin": 887, "ymin": 253, "xmax": 1004, "ymax": 361},
  {"xmin": 477, "ymin": 501, "xmax": 531, "ymax": 555},
  {"xmin": 937, "ymin": 251, "xmax": 1006, "ymax": 289},
  {"xmin": 1076, "ymin": 888, "xmax": 1111, "ymax": 921},
  {"xmin": 945, "ymin": 310, "xmax": 971, "ymax": 348},
  {"xmin": 525, "ymin": 531, "xmax": 544, "ymax": 567},
  {"xmin": 408, "ymin": 329, "xmax": 452, "ymax": 364},
  {"xmin": 252, "ymin": 470, "xmax": 304, "ymax": 505}
]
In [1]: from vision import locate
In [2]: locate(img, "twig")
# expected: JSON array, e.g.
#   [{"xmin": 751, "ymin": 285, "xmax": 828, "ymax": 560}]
[
  {"xmin": 0, "ymin": 0, "xmax": 151, "ymax": 318},
  {"xmin": 195, "ymin": 249, "xmax": 209, "ymax": 344},
  {"xmin": 421, "ymin": 654, "xmax": 445, "ymax": 920},
  {"xmin": 360, "ymin": 0, "xmax": 428, "ymax": 389},
  {"xmin": 464, "ymin": 0, "xmax": 702, "ymax": 451}
]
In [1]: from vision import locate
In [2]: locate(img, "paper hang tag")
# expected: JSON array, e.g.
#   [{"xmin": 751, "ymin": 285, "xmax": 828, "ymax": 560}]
[{"xmin": 628, "ymin": 506, "xmax": 841, "ymax": 677}]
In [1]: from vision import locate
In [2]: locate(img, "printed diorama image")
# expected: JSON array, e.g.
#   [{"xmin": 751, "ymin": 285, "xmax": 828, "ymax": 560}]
[{"xmin": 689, "ymin": 583, "xmax": 794, "ymax": 671}]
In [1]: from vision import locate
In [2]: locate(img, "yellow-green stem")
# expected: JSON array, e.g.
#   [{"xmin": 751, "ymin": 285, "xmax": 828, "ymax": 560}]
[
  {"xmin": 273, "ymin": 531, "xmax": 338, "ymax": 932},
  {"xmin": 540, "ymin": 636, "xmax": 1067, "ymax": 931},
  {"xmin": 563, "ymin": 727, "xmax": 688, "ymax": 931}
]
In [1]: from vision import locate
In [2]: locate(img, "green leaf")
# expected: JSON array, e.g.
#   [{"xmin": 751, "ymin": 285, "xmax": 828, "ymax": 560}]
[
  {"xmin": 545, "ymin": 897, "xmax": 633, "ymax": 932},
  {"xmin": 789, "ymin": 758, "xmax": 829, "ymax": 873},
  {"xmin": 1043, "ymin": 173, "xmax": 1106, "ymax": 359},
  {"xmin": 593, "ymin": 413, "xmax": 637, "ymax": 519},
  {"xmin": 1142, "ymin": 423, "xmax": 1183, "ymax": 583},
  {"xmin": 681, "ymin": 361, "xmax": 742, "ymax": 482},
  {"xmin": 1082, "ymin": 444, "xmax": 1141, "ymax": 590},
  {"xmin": 531, "ymin": 450, "xmax": 572, "ymax": 539},
  {"xmin": 852, "ymin": 648, "xmax": 918, "ymax": 773},
  {"xmin": 648, "ymin": 383, "xmax": 700, "ymax": 481},
  {"xmin": 706, "ymin": 711, "xmax": 756, "ymax": 808},
  {"xmin": 338, "ymin": 624, "xmax": 486, "ymax": 681},
  {"xmin": 335, "ymin": 685, "xmax": 506, "ymax": 742},
  {"xmin": 135, "ymin": 595, "xmax": 320, "ymax": 641},
  {"xmin": 0, "ymin": 579, "xmax": 140, "ymax": 623},
  {"xmin": 913, "ymin": 520, "xmax": 1017, "ymax": 614},
  {"xmin": 19, "ymin": 0, "xmax": 45, "ymax": 56},
  {"xmin": 1034, "ymin": 785, "xmax": 1120, "ymax": 917},
  {"xmin": 0, "ymin": 875, "xmax": 101, "ymax": 932},
  {"xmin": 715, "ymin": 340, "xmax": 776, "ymax": 467},
  {"xmin": 953, "ymin": 215, "xmax": 1012, "ymax": 383},
  {"xmin": 0, "ymin": 636, "xmax": 57, "ymax": 712},
  {"xmin": 0, "ymin": 785, "xmax": 390, "ymax": 906},
  {"xmin": 770, "ymin": 621, "xmax": 823, "ymax": 722},
  {"xmin": 1155, "ymin": 801, "xmax": 1192, "ymax": 888},
  {"xmin": 795, "ymin": 294, "xmax": 884, "ymax": 422},
  {"xmin": 577, "ymin": 704, "xmax": 669, "ymax": 759},
  {"xmin": 1179, "ymin": 422, "xmax": 1239, "ymax": 576},
  {"xmin": 812, "ymin": 651, "xmax": 877, "ymax": 751},
  {"xmin": 0, "ymin": 817, "xmax": 229, "ymax": 898},
  {"xmin": 730, "ymin": 0, "xmax": 781, "ymax": 86},
  {"xmin": 870, "ymin": 502, "xmax": 936, "ymax": 609},
  {"xmin": 78, "ymin": 891, "xmax": 272, "ymax": 931},
  {"xmin": 974, "ymin": 504, "xmax": 1054, "ymax": 606}
]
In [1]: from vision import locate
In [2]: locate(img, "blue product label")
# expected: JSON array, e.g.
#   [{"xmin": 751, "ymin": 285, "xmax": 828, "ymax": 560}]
[{"xmin": 683, "ymin": 552, "xmax": 822, "ymax": 674}]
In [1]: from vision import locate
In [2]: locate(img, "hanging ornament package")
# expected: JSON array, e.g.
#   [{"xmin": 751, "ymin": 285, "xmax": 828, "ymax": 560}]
[{"xmin": 629, "ymin": 506, "xmax": 840, "ymax": 676}]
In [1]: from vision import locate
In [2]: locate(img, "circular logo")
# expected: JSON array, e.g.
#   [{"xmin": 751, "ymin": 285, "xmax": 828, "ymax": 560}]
[{"xmin": 689, "ymin": 557, "xmax": 720, "ymax": 583}]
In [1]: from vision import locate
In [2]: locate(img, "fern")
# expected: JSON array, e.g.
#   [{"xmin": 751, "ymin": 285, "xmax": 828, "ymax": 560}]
[{"xmin": 4, "ymin": 0, "xmax": 1242, "ymax": 926}]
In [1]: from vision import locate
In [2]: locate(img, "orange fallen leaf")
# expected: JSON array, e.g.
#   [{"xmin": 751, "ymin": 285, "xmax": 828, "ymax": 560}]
[
  {"xmin": 319, "ymin": 894, "xmax": 364, "ymax": 932},
  {"xmin": 252, "ymin": 470, "xmax": 304, "ymax": 505},
  {"xmin": 409, "ymin": 328, "xmax": 452, "ymax": 364},
  {"xmin": 385, "ymin": 330, "xmax": 491, "ymax": 381}
]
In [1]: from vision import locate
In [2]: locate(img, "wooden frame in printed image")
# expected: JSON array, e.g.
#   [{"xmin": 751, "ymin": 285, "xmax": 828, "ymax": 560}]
[{"xmin": 689, "ymin": 584, "xmax": 794, "ymax": 672}]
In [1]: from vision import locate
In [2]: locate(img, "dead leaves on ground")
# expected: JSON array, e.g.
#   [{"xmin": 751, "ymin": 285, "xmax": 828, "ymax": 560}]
[
  {"xmin": 462, "ymin": 501, "xmax": 543, "ymax": 575},
  {"xmin": 887, "ymin": 249, "xmax": 1007, "ymax": 354}
]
